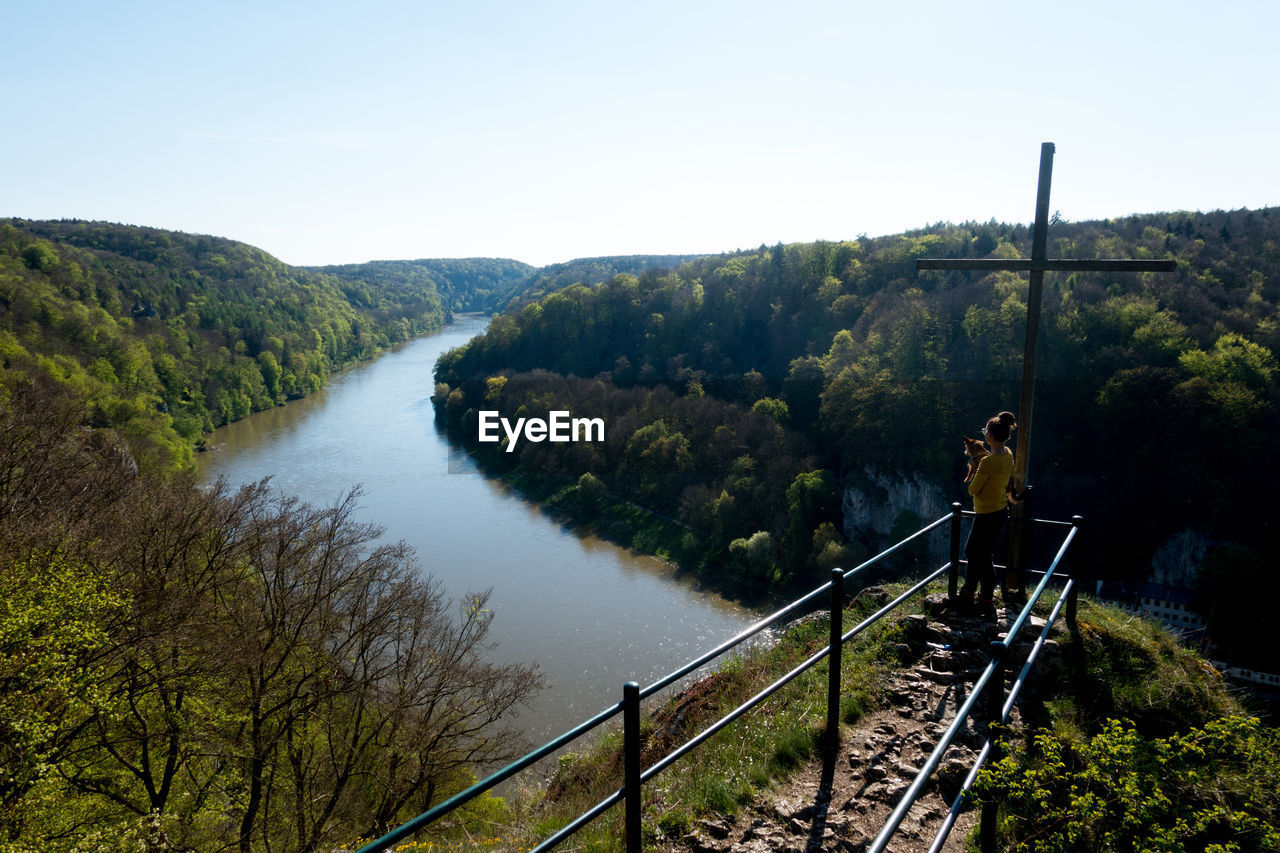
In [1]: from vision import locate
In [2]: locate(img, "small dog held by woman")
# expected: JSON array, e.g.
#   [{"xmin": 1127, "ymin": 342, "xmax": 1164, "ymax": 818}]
[{"xmin": 962, "ymin": 435, "xmax": 989, "ymax": 484}]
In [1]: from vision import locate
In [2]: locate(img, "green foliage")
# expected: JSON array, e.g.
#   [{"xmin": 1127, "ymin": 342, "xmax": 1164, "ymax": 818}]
[
  {"xmin": 728, "ymin": 530, "xmax": 778, "ymax": 583},
  {"xmin": 1177, "ymin": 332, "xmax": 1278, "ymax": 422},
  {"xmin": 575, "ymin": 471, "xmax": 606, "ymax": 513},
  {"xmin": 435, "ymin": 209, "xmax": 1280, "ymax": 617},
  {"xmin": 970, "ymin": 599, "xmax": 1278, "ymax": 853},
  {"xmin": 750, "ymin": 396, "xmax": 789, "ymax": 424},
  {"xmin": 314, "ymin": 257, "xmax": 535, "ymax": 313},
  {"xmin": 0, "ymin": 551, "xmax": 125, "ymax": 834},
  {"xmin": 437, "ymin": 370, "xmax": 832, "ymax": 590},
  {"xmin": 535, "ymin": 583, "xmax": 921, "ymax": 850},
  {"xmin": 976, "ymin": 716, "xmax": 1280, "ymax": 852},
  {"xmin": 1064, "ymin": 600, "xmax": 1239, "ymax": 735},
  {"xmin": 0, "ymin": 218, "xmax": 505, "ymax": 470},
  {"xmin": 783, "ymin": 469, "xmax": 840, "ymax": 577}
]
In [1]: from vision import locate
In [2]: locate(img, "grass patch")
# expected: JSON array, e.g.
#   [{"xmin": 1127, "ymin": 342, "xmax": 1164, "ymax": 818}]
[
  {"xmin": 970, "ymin": 597, "xmax": 1280, "ymax": 852},
  {"xmin": 1053, "ymin": 597, "xmax": 1242, "ymax": 737}
]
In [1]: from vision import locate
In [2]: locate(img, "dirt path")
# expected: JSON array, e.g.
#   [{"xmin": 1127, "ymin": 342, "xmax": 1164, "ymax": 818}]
[{"xmin": 658, "ymin": 595, "xmax": 1061, "ymax": 852}]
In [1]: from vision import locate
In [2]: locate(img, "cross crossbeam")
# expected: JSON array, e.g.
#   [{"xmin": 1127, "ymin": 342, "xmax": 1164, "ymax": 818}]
[{"xmin": 917, "ymin": 258, "xmax": 1175, "ymax": 272}]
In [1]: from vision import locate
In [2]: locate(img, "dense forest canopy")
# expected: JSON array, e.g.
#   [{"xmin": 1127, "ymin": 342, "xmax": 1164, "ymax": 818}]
[
  {"xmin": 0, "ymin": 219, "xmax": 709, "ymax": 472},
  {"xmin": 312, "ymin": 257, "xmax": 536, "ymax": 313},
  {"xmin": 506, "ymin": 254, "xmax": 709, "ymax": 309},
  {"xmin": 435, "ymin": 208, "xmax": 1280, "ymax": 662}
]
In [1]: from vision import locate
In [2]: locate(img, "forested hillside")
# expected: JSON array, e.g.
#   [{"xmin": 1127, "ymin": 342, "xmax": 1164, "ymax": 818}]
[
  {"xmin": 0, "ymin": 219, "xmax": 509, "ymax": 468},
  {"xmin": 314, "ymin": 257, "xmax": 536, "ymax": 313},
  {"xmin": 435, "ymin": 209, "xmax": 1280, "ymax": 661},
  {"xmin": 509, "ymin": 253, "xmax": 708, "ymax": 308}
]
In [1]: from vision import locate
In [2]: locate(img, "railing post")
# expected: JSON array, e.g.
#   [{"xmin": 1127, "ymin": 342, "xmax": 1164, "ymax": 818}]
[
  {"xmin": 624, "ymin": 681, "xmax": 642, "ymax": 853},
  {"xmin": 948, "ymin": 502, "xmax": 962, "ymax": 599},
  {"xmin": 826, "ymin": 568, "xmax": 844, "ymax": 758},
  {"xmin": 1006, "ymin": 485, "xmax": 1032, "ymax": 596},
  {"xmin": 981, "ymin": 642, "xmax": 1008, "ymax": 853},
  {"xmin": 1067, "ymin": 515, "xmax": 1084, "ymax": 632}
]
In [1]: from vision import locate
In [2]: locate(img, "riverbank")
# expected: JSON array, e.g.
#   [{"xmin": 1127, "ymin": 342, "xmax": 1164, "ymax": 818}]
[{"xmin": 443, "ymin": 444, "xmax": 785, "ymax": 610}]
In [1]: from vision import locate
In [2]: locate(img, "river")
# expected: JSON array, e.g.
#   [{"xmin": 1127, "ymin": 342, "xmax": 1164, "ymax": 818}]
[{"xmin": 196, "ymin": 314, "xmax": 758, "ymax": 747}]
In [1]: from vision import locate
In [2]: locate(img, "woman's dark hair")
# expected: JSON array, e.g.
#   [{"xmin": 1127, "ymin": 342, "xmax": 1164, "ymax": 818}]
[{"xmin": 985, "ymin": 411, "xmax": 1017, "ymax": 443}]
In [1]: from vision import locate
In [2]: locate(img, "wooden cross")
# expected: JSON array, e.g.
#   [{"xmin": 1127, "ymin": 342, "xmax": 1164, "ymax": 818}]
[{"xmin": 916, "ymin": 142, "xmax": 1175, "ymax": 590}]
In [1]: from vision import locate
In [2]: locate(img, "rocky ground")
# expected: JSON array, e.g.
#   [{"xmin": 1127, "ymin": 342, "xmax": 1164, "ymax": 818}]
[{"xmin": 658, "ymin": 593, "xmax": 1065, "ymax": 853}]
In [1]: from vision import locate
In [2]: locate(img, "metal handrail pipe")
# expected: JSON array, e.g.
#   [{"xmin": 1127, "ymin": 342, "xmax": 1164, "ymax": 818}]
[
  {"xmin": 360, "ymin": 509, "xmax": 963, "ymax": 853},
  {"xmin": 867, "ymin": 657, "xmax": 1002, "ymax": 853},
  {"xmin": 870, "ymin": 523, "xmax": 1078, "ymax": 852},
  {"xmin": 999, "ymin": 526, "xmax": 1076, "ymax": 650},
  {"xmin": 842, "ymin": 564, "xmax": 950, "ymax": 644},
  {"xmin": 1003, "ymin": 578, "xmax": 1073, "ymax": 721},
  {"xmin": 508, "ymin": 557, "xmax": 939, "ymax": 853},
  {"xmin": 642, "ymin": 579, "xmax": 834, "ymax": 699},
  {"xmin": 926, "ymin": 739, "xmax": 993, "ymax": 853},
  {"xmin": 355, "ymin": 700, "xmax": 624, "ymax": 852},
  {"xmin": 644, "ymin": 561, "xmax": 948, "ymax": 784},
  {"xmin": 957, "ymin": 509, "xmax": 1075, "ymax": 528},
  {"xmin": 927, "ymin": 578, "xmax": 1075, "ymax": 853},
  {"xmin": 528, "ymin": 787, "xmax": 626, "ymax": 853},
  {"xmin": 644, "ymin": 510, "xmax": 955, "ymax": 700},
  {"xmin": 643, "ymin": 638, "xmax": 834, "ymax": 783},
  {"xmin": 841, "ymin": 513, "xmax": 955, "ymax": 581}
]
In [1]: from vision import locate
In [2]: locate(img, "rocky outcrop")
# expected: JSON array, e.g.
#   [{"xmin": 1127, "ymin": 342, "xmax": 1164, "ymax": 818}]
[
  {"xmin": 1148, "ymin": 529, "xmax": 1215, "ymax": 588},
  {"xmin": 842, "ymin": 467, "xmax": 955, "ymax": 565}
]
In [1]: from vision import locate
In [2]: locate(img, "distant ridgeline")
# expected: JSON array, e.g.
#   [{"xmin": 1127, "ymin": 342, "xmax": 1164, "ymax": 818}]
[
  {"xmin": 313, "ymin": 254, "xmax": 705, "ymax": 314},
  {"xmin": 435, "ymin": 209, "xmax": 1280, "ymax": 641},
  {"xmin": 0, "ymin": 219, "xmax": 526, "ymax": 470},
  {"xmin": 312, "ymin": 257, "xmax": 536, "ymax": 313}
]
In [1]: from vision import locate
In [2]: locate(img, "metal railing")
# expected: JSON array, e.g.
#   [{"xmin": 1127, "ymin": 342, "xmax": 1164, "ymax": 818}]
[
  {"xmin": 870, "ymin": 512, "xmax": 1083, "ymax": 853},
  {"xmin": 356, "ymin": 504, "xmax": 1083, "ymax": 853}
]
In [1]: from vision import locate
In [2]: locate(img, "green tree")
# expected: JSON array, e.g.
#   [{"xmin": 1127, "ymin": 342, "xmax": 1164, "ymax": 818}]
[
  {"xmin": 783, "ymin": 470, "xmax": 839, "ymax": 576},
  {"xmin": 728, "ymin": 531, "xmax": 778, "ymax": 584},
  {"xmin": 257, "ymin": 350, "xmax": 283, "ymax": 403},
  {"xmin": 0, "ymin": 551, "xmax": 124, "ymax": 837},
  {"xmin": 20, "ymin": 241, "xmax": 58, "ymax": 272},
  {"xmin": 751, "ymin": 397, "xmax": 790, "ymax": 425}
]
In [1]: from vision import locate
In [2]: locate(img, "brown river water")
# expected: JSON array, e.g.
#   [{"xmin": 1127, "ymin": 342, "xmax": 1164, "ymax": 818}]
[{"xmin": 196, "ymin": 314, "xmax": 758, "ymax": 749}]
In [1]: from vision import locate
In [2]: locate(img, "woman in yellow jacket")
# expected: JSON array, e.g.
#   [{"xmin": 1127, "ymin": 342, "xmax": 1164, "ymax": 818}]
[{"xmin": 959, "ymin": 411, "xmax": 1017, "ymax": 612}]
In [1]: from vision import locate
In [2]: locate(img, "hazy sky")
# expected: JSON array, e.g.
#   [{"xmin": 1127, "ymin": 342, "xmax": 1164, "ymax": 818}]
[{"xmin": 7, "ymin": 1, "xmax": 1276, "ymax": 268}]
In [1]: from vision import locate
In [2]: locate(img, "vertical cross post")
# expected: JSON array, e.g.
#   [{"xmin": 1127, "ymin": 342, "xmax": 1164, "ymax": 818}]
[{"xmin": 1005, "ymin": 142, "xmax": 1056, "ymax": 592}]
